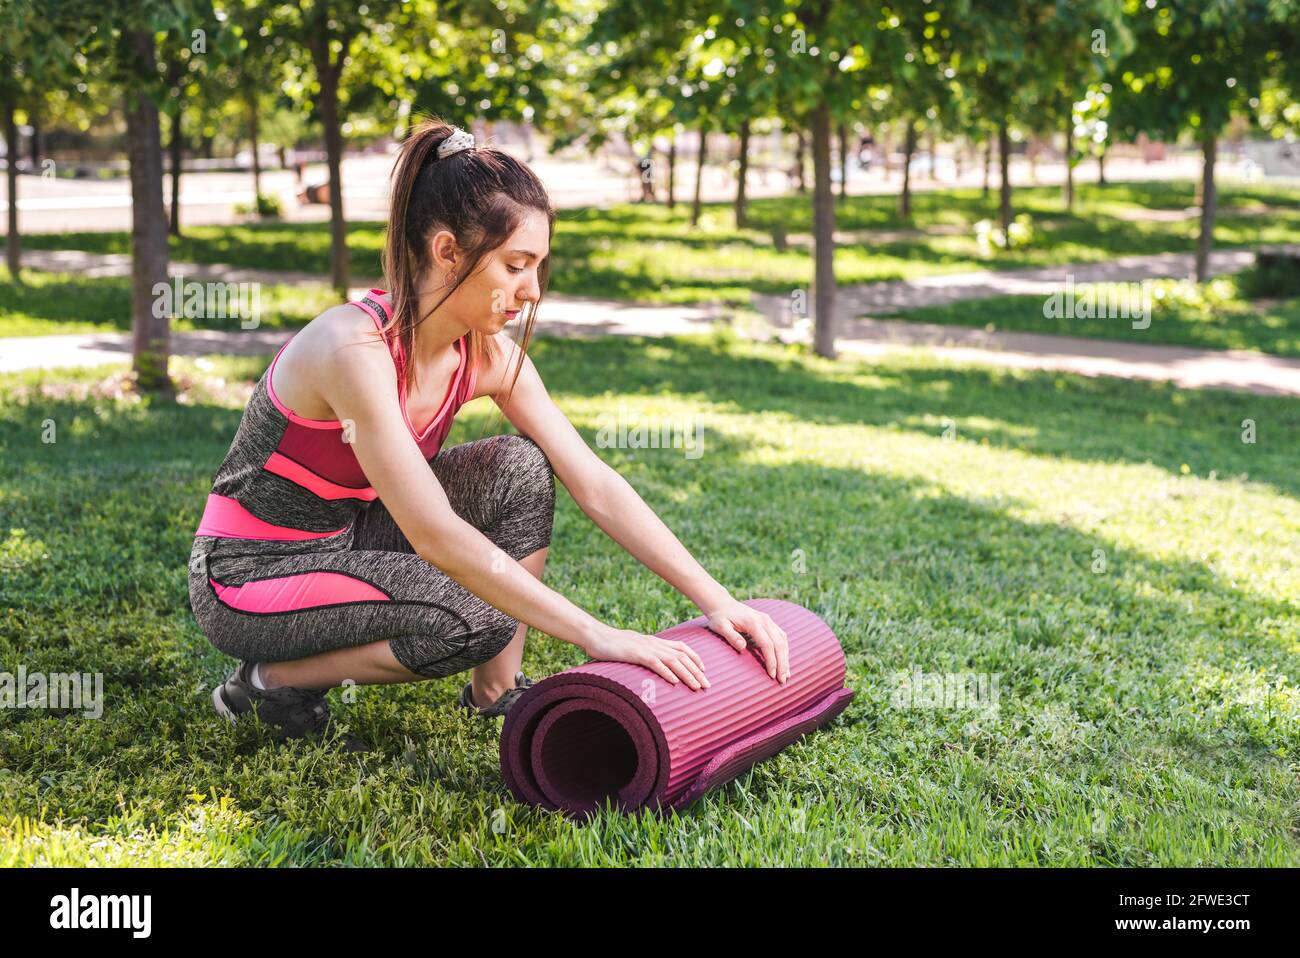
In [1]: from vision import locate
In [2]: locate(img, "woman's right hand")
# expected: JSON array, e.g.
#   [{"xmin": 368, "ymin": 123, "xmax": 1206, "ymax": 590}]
[{"xmin": 579, "ymin": 625, "xmax": 711, "ymax": 691}]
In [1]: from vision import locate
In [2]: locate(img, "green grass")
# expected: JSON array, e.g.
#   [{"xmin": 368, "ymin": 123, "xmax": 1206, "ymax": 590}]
[
  {"xmin": 880, "ymin": 272, "xmax": 1300, "ymax": 357},
  {"xmin": 7, "ymin": 258, "xmax": 1299, "ymax": 361},
  {"xmin": 0, "ymin": 271, "xmax": 340, "ymax": 338},
  {"xmin": 16, "ymin": 179, "xmax": 1300, "ymax": 308},
  {"xmin": 2, "ymin": 334, "xmax": 1298, "ymax": 865}
]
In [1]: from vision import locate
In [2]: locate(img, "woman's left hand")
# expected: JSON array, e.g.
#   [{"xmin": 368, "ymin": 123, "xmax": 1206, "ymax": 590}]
[{"xmin": 702, "ymin": 598, "xmax": 791, "ymax": 684}]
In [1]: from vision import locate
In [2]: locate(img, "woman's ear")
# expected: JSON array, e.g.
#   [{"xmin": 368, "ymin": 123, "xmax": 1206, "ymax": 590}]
[{"xmin": 427, "ymin": 229, "xmax": 459, "ymax": 273}]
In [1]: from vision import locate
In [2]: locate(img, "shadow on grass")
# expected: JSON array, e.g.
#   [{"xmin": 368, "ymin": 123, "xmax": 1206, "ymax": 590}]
[
  {"xmin": 20, "ymin": 220, "xmax": 389, "ymax": 280},
  {"xmin": 0, "ymin": 371, "xmax": 1294, "ymax": 857},
  {"xmin": 525, "ymin": 335, "xmax": 1300, "ymax": 499},
  {"xmin": 0, "ymin": 274, "xmax": 337, "ymax": 333},
  {"xmin": 0, "ymin": 343, "xmax": 1297, "ymax": 866}
]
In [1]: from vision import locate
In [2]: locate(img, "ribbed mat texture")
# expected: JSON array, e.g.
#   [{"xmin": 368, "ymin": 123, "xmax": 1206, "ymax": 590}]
[{"xmin": 499, "ymin": 599, "xmax": 855, "ymax": 818}]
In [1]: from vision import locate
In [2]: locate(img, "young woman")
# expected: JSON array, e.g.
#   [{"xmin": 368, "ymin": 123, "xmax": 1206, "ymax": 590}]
[{"xmin": 187, "ymin": 120, "xmax": 790, "ymax": 749}]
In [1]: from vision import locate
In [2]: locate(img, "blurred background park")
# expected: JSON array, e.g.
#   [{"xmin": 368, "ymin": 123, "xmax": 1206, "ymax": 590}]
[{"xmin": 1, "ymin": 0, "xmax": 1299, "ymax": 866}]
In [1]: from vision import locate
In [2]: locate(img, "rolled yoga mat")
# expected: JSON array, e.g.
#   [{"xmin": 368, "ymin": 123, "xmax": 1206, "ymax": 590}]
[{"xmin": 499, "ymin": 598, "xmax": 854, "ymax": 818}]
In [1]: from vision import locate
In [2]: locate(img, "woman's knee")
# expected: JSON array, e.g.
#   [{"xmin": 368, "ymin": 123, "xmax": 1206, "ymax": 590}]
[
  {"xmin": 388, "ymin": 610, "xmax": 518, "ymax": 679},
  {"xmin": 501, "ymin": 434, "xmax": 555, "ymax": 505},
  {"xmin": 495, "ymin": 434, "xmax": 556, "ymax": 550}
]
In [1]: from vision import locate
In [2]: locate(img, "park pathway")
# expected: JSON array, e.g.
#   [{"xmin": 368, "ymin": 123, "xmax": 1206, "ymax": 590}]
[
  {"xmin": 750, "ymin": 248, "xmax": 1265, "ymax": 319},
  {"xmin": 829, "ymin": 319, "xmax": 1300, "ymax": 396},
  {"xmin": 3, "ymin": 247, "xmax": 1298, "ymax": 397}
]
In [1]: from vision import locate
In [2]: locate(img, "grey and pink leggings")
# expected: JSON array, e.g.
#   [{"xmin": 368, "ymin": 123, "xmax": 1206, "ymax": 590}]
[{"xmin": 187, "ymin": 434, "xmax": 556, "ymax": 678}]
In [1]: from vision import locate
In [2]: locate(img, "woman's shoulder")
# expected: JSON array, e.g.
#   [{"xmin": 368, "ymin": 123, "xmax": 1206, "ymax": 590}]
[
  {"xmin": 274, "ymin": 301, "xmax": 394, "ymax": 406},
  {"xmin": 295, "ymin": 300, "xmax": 390, "ymax": 357}
]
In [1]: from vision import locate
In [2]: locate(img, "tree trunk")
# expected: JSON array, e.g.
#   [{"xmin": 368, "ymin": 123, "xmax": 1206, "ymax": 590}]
[
  {"xmin": 666, "ymin": 138, "xmax": 676, "ymax": 210},
  {"xmin": 794, "ymin": 129, "xmax": 806, "ymax": 192},
  {"xmin": 123, "ymin": 30, "xmax": 173, "ymax": 395},
  {"xmin": 690, "ymin": 124, "xmax": 707, "ymax": 227},
  {"xmin": 998, "ymin": 118, "xmax": 1012, "ymax": 234},
  {"xmin": 837, "ymin": 122, "xmax": 848, "ymax": 199},
  {"xmin": 926, "ymin": 129, "xmax": 936, "ymax": 181},
  {"xmin": 1195, "ymin": 132, "xmax": 1217, "ymax": 283},
  {"xmin": 900, "ymin": 119, "xmax": 916, "ymax": 220},
  {"xmin": 810, "ymin": 100, "xmax": 836, "ymax": 359},
  {"xmin": 734, "ymin": 118, "xmax": 750, "ymax": 228},
  {"xmin": 249, "ymin": 96, "xmax": 263, "ymax": 208},
  {"xmin": 311, "ymin": 37, "xmax": 349, "ymax": 295},
  {"xmin": 29, "ymin": 116, "xmax": 42, "ymax": 167},
  {"xmin": 1063, "ymin": 115, "xmax": 1074, "ymax": 212},
  {"xmin": 4, "ymin": 94, "xmax": 20, "ymax": 281},
  {"xmin": 168, "ymin": 106, "xmax": 182, "ymax": 237},
  {"xmin": 982, "ymin": 137, "xmax": 992, "ymax": 197},
  {"xmin": 1097, "ymin": 143, "xmax": 1107, "ymax": 184}
]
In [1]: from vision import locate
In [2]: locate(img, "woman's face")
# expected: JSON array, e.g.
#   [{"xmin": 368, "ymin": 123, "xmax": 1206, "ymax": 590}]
[{"xmin": 430, "ymin": 209, "xmax": 551, "ymax": 335}]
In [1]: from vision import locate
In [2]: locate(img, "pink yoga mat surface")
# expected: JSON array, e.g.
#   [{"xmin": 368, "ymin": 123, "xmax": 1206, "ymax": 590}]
[{"xmin": 499, "ymin": 598, "xmax": 855, "ymax": 818}]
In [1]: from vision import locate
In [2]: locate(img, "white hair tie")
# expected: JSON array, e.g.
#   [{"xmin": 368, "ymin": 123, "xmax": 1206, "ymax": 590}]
[{"xmin": 437, "ymin": 127, "xmax": 475, "ymax": 159}]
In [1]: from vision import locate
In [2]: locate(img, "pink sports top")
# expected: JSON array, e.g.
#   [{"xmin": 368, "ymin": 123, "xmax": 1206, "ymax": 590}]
[{"xmin": 193, "ymin": 289, "xmax": 477, "ymax": 542}]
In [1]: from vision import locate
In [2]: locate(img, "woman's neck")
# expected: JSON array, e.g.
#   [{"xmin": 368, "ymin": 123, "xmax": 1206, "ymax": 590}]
[{"xmin": 410, "ymin": 282, "xmax": 469, "ymax": 369}]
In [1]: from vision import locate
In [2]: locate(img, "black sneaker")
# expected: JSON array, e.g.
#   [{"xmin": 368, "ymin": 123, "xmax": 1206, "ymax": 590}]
[
  {"xmin": 457, "ymin": 671, "xmax": 535, "ymax": 719},
  {"xmin": 212, "ymin": 661, "xmax": 369, "ymax": 752}
]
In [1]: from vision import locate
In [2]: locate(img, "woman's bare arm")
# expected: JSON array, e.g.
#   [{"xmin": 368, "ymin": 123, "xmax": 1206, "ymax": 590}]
[
  {"xmin": 487, "ymin": 336, "xmax": 791, "ymax": 682},
  {"xmin": 315, "ymin": 323, "xmax": 606, "ymax": 649},
  {"xmin": 311, "ymin": 321, "xmax": 710, "ymax": 688}
]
